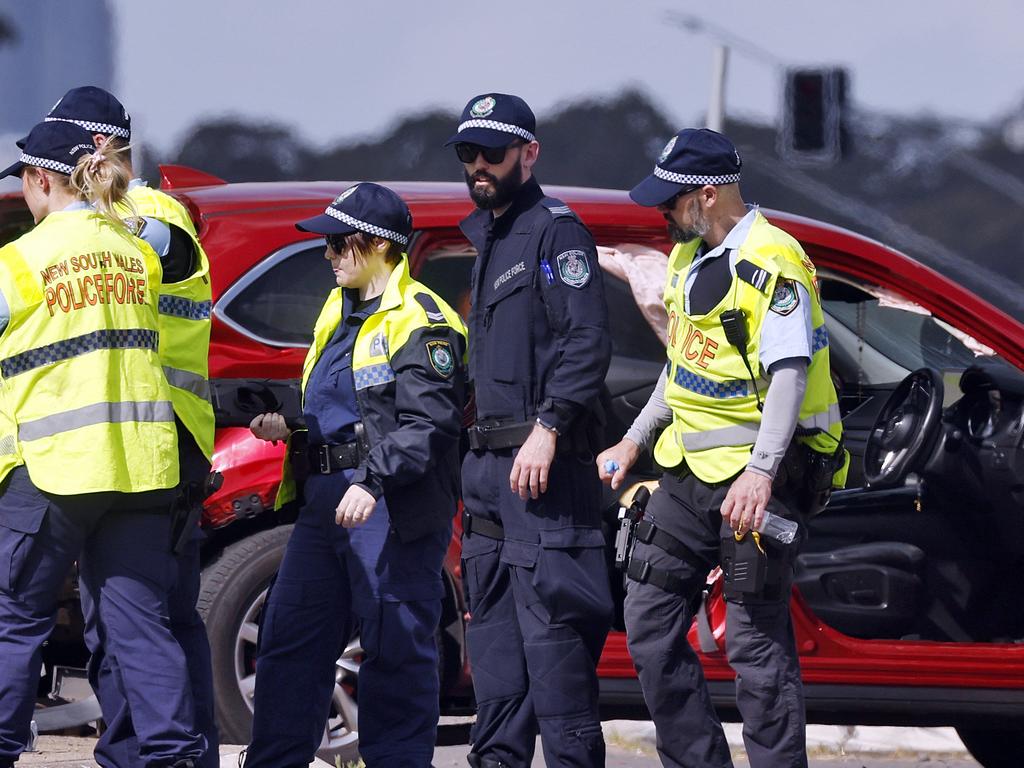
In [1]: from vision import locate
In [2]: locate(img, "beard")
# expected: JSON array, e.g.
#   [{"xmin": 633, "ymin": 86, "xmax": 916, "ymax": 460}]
[
  {"xmin": 666, "ymin": 198, "xmax": 710, "ymax": 243},
  {"xmin": 464, "ymin": 164, "xmax": 524, "ymax": 210}
]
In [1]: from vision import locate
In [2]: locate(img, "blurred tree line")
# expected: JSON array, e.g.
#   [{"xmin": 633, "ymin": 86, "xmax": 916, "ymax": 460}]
[{"xmin": 139, "ymin": 88, "xmax": 1024, "ymax": 319}]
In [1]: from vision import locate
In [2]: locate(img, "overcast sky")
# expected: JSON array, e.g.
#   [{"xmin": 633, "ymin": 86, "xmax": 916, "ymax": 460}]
[{"xmin": 106, "ymin": 0, "xmax": 1024, "ymax": 156}]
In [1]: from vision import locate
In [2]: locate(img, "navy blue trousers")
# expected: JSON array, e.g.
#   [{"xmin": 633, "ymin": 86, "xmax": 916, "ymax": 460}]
[
  {"xmin": 0, "ymin": 466, "xmax": 204, "ymax": 768},
  {"xmin": 81, "ymin": 439, "xmax": 218, "ymax": 768},
  {"xmin": 244, "ymin": 471, "xmax": 450, "ymax": 768},
  {"xmin": 461, "ymin": 450, "xmax": 613, "ymax": 768}
]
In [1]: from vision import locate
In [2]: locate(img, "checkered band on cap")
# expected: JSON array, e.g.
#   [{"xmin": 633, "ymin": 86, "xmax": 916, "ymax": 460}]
[
  {"xmin": 45, "ymin": 116, "xmax": 130, "ymax": 140},
  {"xmin": 18, "ymin": 153, "xmax": 76, "ymax": 175},
  {"xmin": 324, "ymin": 207, "xmax": 409, "ymax": 246},
  {"xmin": 653, "ymin": 166, "xmax": 740, "ymax": 186},
  {"xmin": 457, "ymin": 119, "xmax": 536, "ymax": 143}
]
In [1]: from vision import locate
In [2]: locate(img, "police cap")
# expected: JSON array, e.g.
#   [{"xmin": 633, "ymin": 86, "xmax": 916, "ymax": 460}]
[
  {"xmin": 296, "ymin": 182, "xmax": 413, "ymax": 247},
  {"xmin": 46, "ymin": 86, "xmax": 131, "ymax": 141},
  {"xmin": 629, "ymin": 128, "xmax": 742, "ymax": 207},
  {"xmin": 444, "ymin": 93, "xmax": 536, "ymax": 148},
  {"xmin": 1, "ymin": 120, "xmax": 98, "ymax": 180}
]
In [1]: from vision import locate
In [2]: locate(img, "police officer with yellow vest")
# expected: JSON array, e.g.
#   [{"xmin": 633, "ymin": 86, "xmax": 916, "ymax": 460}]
[
  {"xmin": 243, "ymin": 183, "xmax": 466, "ymax": 768},
  {"xmin": 597, "ymin": 129, "xmax": 847, "ymax": 768},
  {"xmin": 0, "ymin": 121, "xmax": 204, "ymax": 767},
  {"xmin": 30, "ymin": 86, "xmax": 218, "ymax": 768}
]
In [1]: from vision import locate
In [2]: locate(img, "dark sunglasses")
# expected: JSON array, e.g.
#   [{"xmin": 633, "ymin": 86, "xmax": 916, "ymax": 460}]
[
  {"xmin": 325, "ymin": 233, "xmax": 349, "ymax": 253},
  {"xmin": 454, "ymin": 142, "xmax": 521, "ymax": 164},
  {"xmin": 660, "ymin": 185, "xmax": 702, "ymax": 209}
]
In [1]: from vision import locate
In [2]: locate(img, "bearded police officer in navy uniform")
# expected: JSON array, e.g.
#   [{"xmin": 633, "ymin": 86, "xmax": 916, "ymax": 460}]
[
  {"xmin": 597, "ymin": 129, "xmax": 847, "ymax": 768},
  {"xmin": 448, "ymin": 93, "xmax": 614, "ymax": 768}
]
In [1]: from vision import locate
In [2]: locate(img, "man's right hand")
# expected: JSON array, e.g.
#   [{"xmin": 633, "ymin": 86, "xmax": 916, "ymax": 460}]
[
  {"xmin": 249, "ymin": 412, "xmax": 291, "ymax": 444},
  {"xmin": 596, "ymin": 438, "xmax": 642, "ymax": 490}
]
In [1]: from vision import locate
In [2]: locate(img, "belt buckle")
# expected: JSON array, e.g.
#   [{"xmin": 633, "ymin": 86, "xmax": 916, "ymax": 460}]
[{"xmin": 317, "ymin": 445, "xmax": 331, "ymax": 474}]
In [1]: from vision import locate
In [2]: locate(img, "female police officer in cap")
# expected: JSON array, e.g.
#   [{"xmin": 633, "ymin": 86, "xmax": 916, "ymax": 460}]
[
  {"xmin": 0, "ymin": 121, "xmax": 204, "ymax": 767},
  {"xmin": 244, "ymin": 182, "xmax": 467, "ymax": 768}
]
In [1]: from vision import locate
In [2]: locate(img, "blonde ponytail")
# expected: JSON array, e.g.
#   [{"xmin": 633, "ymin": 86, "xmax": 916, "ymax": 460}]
[{"xmin": 67, "ymin": 139, "xmax": 134, "ymax": 226}]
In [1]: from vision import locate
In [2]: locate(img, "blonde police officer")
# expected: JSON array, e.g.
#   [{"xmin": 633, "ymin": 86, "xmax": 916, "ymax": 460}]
[
  {"xmin": 0, "ymin": 121, "xmax": 204, "ymax": 768},
  {"xmin": 244, "ymin": 183, "xmax": 466, "ymax": 768},
  {"xmin": 34, "ymin": 86, "xmax": 218, "ymax": 768},
  {"xmin": 598, "ymin": 128, "xmax": 847, "ymax": 768}
]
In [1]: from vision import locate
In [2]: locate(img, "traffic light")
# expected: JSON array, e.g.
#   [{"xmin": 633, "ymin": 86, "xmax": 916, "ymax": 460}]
[{"xmin": 779, "ymin": 67, "xmax": 849, "ymax": 164}]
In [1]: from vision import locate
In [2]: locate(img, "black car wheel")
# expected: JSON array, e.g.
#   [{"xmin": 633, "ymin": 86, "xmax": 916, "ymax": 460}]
[{"xmin": 956, "ymin": 726, "xmax": 1023, "ymax": 768}]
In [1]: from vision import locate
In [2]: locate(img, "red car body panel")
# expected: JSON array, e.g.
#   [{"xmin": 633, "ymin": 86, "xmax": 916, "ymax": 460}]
[{"xmin": 3, "ymin": 168, "xmax": 1024, "ymax": 713}]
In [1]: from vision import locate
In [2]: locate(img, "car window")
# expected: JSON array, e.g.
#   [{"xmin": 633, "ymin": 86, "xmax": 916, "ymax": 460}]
[
  {"xmin": 217, "ymin": 241, "xmax": 333, "ymax": 347},
  {"xmin": 820, "ymin": 275, "xmax": 1009, "ymax": 388}
]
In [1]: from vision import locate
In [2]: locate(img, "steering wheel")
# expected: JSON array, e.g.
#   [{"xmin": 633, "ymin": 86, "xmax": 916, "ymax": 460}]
[{"xmin": 863, "ymin": 368, "xmax": 944, "ymax": 488}]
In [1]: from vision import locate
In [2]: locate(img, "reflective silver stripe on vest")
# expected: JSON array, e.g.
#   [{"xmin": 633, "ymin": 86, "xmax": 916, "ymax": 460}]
[
  {"xmin": 798, "ymin": 402, "xmax": 842, "ymax": 432},
  {"xmin": 159, "ymin": 295, "xmax": 212, "ymax": 321},
  {"xmin": 163, "ymin": 366, "xmax": 212, "ymax": 402},
  {"xmin": 18, "ymin": 401, "xmax": 176, "ymax": 442},
  {"xmin": 0, "ymin": 329, "xmax": 159, "ymax": 378},
  {"xmin": 680, "ymin": 423, "xmax": 760, "ymax": 452}
]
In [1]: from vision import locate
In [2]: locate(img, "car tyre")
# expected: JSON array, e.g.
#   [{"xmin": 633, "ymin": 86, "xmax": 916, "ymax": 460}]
[
  {"xmin": 197, "ymin": 526, "xmax": 295, "ymax": 746},
  {"xmin": 956, "ymin": 726, "xmax": 1023, "ymax": 768}
]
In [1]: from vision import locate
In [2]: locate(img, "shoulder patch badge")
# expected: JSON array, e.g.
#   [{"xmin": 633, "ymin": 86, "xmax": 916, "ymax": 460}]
[
  {"xmin": 555, "ymin": 249, "xmax": 591, "ymax": 289},
  {"xmin": 125, "ymin": 216, "xmax": 146, "ymax": 238},
  {"xmin": 426, "ymin": 339, "xmax": 455, "ymax": 378},
  {"xmin": 770, "ymin": 279, "xmax": 800, "ymax": 316}
]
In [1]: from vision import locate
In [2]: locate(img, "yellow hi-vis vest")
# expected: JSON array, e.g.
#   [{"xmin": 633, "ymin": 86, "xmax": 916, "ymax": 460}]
[
  {"xmin": 0, "ymin": 208, "xmax": 178, "ymax": 493},
  {"xmin": 655, "ymin": 211, "xmax": 848, "ymax": 487},
  {"xmin": 275, "ymin": 255, "xmax": 468, "ymax": 508},
  {"xmin": 122, "ymin": 184, "xmax": 214, "ymax": 460}
]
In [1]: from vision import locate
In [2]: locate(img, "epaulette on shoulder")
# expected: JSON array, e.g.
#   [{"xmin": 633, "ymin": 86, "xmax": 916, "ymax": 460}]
[
  {"xmin": 734, "ymin": 259, "xmax": 772, "ymax": 294},
  {"xmin": 541, "ymin": 198, "xmax": 578, "ymax": 220},
  {"xmin": 414, "ymin": 292, "xmax": 447, "ymax": 324}
]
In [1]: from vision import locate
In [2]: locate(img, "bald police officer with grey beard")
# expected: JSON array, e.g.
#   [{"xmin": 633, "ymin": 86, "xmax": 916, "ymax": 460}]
[{"xmin": 447, "ymin": 93, "xmax": 613, "ymax": 768}]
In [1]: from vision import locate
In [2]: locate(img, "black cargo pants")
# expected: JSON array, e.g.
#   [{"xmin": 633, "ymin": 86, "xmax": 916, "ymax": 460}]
[{"xmin": 623, "ymin": 468, "xmax": 807, "ymax": 768}]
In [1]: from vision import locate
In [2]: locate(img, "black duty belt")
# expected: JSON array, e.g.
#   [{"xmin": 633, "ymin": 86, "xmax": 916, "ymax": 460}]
[
  {"xmin": 467, "ymin": 420, "xmax": 534, "ymax": 451},
  {"xmin": 308, "ymin": 442, "xmax": 361, "ymax": 474},
  {"xmin": 462, "ymin": 509, "xmax": 505, "ymax": 540}
]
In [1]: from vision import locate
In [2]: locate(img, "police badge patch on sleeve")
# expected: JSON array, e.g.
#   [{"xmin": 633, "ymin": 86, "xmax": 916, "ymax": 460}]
[
  {"xmin": 555, "ymin": 249, "xmax": 591, "ymax": 288},
  {"xmin": 770, "ymin": 279, "xmax": 800, "ymax": 315},
  {"xmin": 426, "ymin": 339, "xmax": 455, "ymax": 378}
]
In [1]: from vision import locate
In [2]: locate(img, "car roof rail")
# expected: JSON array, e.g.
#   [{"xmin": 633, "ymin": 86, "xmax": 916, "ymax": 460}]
[{"xmin": 159, "ymin": 164, "xmax": 228, "ymax": 190}]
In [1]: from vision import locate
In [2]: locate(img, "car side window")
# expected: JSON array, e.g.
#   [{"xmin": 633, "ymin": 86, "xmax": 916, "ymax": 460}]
[
  {"xmin": 217, "ymin": 242, "xmax": 334, "ymax": 347},
  {"xmin": 820, "ymin": 275, "xmax": 1006, "ymax": 389}
]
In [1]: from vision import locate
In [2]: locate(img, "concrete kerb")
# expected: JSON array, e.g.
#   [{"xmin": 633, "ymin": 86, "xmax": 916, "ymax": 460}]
[{"xmin": 603, "ymin": 721, "xmax": 970, "ymax": 757}]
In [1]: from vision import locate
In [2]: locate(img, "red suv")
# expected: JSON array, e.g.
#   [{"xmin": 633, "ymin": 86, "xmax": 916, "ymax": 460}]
[{"xmin": 3, "ymin": 167, "xmax": 1024, "ymax": 768}]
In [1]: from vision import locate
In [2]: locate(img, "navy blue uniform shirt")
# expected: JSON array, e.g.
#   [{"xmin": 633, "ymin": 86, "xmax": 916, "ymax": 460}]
[
  {"xmin": 303, "ymin": 289, "xmax": 382, "ymax": 445},
  {"xmin": 459, "ymin": 176, "xmax": 610, "ymax": 434}
]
